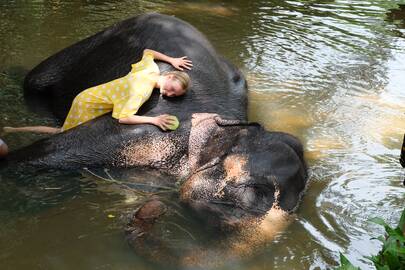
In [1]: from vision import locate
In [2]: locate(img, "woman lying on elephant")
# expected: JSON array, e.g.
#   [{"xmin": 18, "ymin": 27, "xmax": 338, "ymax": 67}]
[{"xmin": 4, "ymin": 49, "xmax": 192, "ymax": 134}]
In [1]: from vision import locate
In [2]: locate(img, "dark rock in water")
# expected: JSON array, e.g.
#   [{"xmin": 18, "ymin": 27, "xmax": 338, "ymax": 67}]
[{"xmin": 400, "ymin": 134, "xmax": 405, "ymax": 168}]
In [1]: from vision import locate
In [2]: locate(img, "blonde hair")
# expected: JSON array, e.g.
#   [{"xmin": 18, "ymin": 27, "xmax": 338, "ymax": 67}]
[{"xmin": 164, "ymin": 71, "xmax": 191, "ymax": 92}]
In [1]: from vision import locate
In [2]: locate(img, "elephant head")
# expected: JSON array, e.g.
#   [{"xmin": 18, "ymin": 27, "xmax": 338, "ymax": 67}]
[
  {"xmin": 124, "ymin": 113, "xmax": 308, "ymax": 265},
  {"xmin": 180, "ymin": 113, "xmax": 308, "ymax": 229}
]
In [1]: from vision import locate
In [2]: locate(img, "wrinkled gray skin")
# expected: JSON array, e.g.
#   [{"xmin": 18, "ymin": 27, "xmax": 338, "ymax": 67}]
[{"xmin": 4, "ymin": 13, "xmax": 308, "ymax": 265}]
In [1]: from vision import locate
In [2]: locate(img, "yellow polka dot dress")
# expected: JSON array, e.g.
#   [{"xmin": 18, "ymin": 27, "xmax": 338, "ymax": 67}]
[{"xmin": 62, "ymin": 51, "xmax": 159, "ymax": 131}]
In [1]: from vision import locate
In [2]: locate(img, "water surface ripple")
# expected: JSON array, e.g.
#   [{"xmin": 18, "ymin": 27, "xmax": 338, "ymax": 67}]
[{"xmin": 0, "ymin": 0, "xmax": 404, "ymax": 269}]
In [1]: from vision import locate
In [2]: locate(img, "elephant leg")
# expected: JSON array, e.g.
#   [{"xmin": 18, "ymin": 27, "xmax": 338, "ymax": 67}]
[
  {"xmin": 125, "ymin": 198, "xmax": 182, "ymax": 264},
  {"xmin": 125, "ymin": 198, "xmax": 167, "ymax": 239}
]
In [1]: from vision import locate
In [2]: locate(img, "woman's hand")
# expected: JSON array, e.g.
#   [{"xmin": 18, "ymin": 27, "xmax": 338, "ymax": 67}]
[
  {"xmin": 170, "ymin": 56, "xmax": 193, "ymax": 71},
  {"xmin": 152, "ymin": 114, "xmax": 177, "ymax": 131},
  {"xmin": 144, "ymin": 49, "xmax": 193, "ymax": 71}
]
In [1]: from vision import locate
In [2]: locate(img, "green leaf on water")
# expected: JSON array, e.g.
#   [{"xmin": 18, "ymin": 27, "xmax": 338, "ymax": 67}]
[
  {"xmin": 365, "ymin": 209, "xmax": 405, "ymax": 270},
  {"xmin": 335, "ymin": 253, "xmax": 361, "ymax": 270},
  {"xmin": 394, "ymin": 227, "xmax": 404, "ymax": 237},
  {"xmin": 369, "ymin": 217, "xmax": 396, "ymax": 235},
  {"xmin": 375, "ymin": 265, "xmax": 390, "ymax": 270},
  {"xmin": 370, "ymin": 217, "xmax": 389, "ymax": 227},
  {"xmin": 382, "ymin": 247, "xmax": 401, "ymax": 269},
  {"xmin": 384, "ymin": 237, "xmax": 405, "ymax": 256},
  {"xmin": 371, "ymin": 236, "xmax": 386, "ymax": 243},
  {"xmin": 398, "ymin": 207, "xmax": 405, "ymax": 232},
  {"xmin": 368, "ymin": 255, "xmax": 379, "ymax": 264}
]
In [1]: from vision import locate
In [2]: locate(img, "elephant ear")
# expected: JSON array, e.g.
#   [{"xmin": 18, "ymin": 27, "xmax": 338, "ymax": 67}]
[{"xmin": 213, "ymin": 115, "xmax": 260, "ymax": 127}]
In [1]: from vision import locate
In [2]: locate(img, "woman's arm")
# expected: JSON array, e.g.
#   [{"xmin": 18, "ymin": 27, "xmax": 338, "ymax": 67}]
[
  {"xmin": 118, "ymin": 114, "xmax": 176, "ymax": 131},
  {"xmin": 144, "ymin": 49, "xmax": 193, "ymax": 71}
]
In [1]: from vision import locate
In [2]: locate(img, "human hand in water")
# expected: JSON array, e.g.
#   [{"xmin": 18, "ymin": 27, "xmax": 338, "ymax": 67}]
[
  {"xmin": 170, "ymin": 56, "xmax": 193, "ymax": 71},
  {"xmin": 152, "ymin": 114, "xmax": 178, "ymax": 131}
]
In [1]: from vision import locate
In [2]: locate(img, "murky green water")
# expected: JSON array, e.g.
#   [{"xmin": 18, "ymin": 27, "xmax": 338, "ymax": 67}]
[{"xmin": 1, "ymin": 1, "xmax": 404, "ymax": 269}]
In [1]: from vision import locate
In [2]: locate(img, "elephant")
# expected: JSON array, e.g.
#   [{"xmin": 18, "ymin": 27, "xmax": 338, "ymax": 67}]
[{"xmin": 3, "ymin": 13, "xmax": 308, "ymax": 266}]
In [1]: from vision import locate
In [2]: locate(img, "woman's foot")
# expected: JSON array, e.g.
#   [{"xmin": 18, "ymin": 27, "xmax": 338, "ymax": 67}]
[
  {"xmin": 3, "ymin": 127, "xmax": 15, "ymax": 134},
  {"xmin": 0, "ymin": 138, "xmax": 8, "ymax": 158},
  {"xmin": 3, "ymin": 126, "xmax": 62, "ymax": 134}
]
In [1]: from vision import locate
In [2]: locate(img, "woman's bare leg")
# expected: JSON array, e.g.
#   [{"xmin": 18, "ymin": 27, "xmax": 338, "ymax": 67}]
[{"xmin": 3, "ymin": 126, "xmax": 62, "ymax": 134}]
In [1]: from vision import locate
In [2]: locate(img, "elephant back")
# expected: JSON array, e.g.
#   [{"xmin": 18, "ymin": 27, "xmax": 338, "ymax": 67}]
[{"xmin": 24, "ymin": 13, "xmax": 247, "ymax": 121}]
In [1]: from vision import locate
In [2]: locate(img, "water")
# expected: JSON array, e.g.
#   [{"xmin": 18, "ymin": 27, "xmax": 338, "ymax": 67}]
[{"xmin": 0, "ymin": 0, "xmax": 404, "ymax": 269}]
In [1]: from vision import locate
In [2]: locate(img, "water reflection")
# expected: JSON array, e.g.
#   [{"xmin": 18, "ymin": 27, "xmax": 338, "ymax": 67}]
[{"xmin": 0, "ymin": 0, "xmax": 404, "ymax": 269}]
